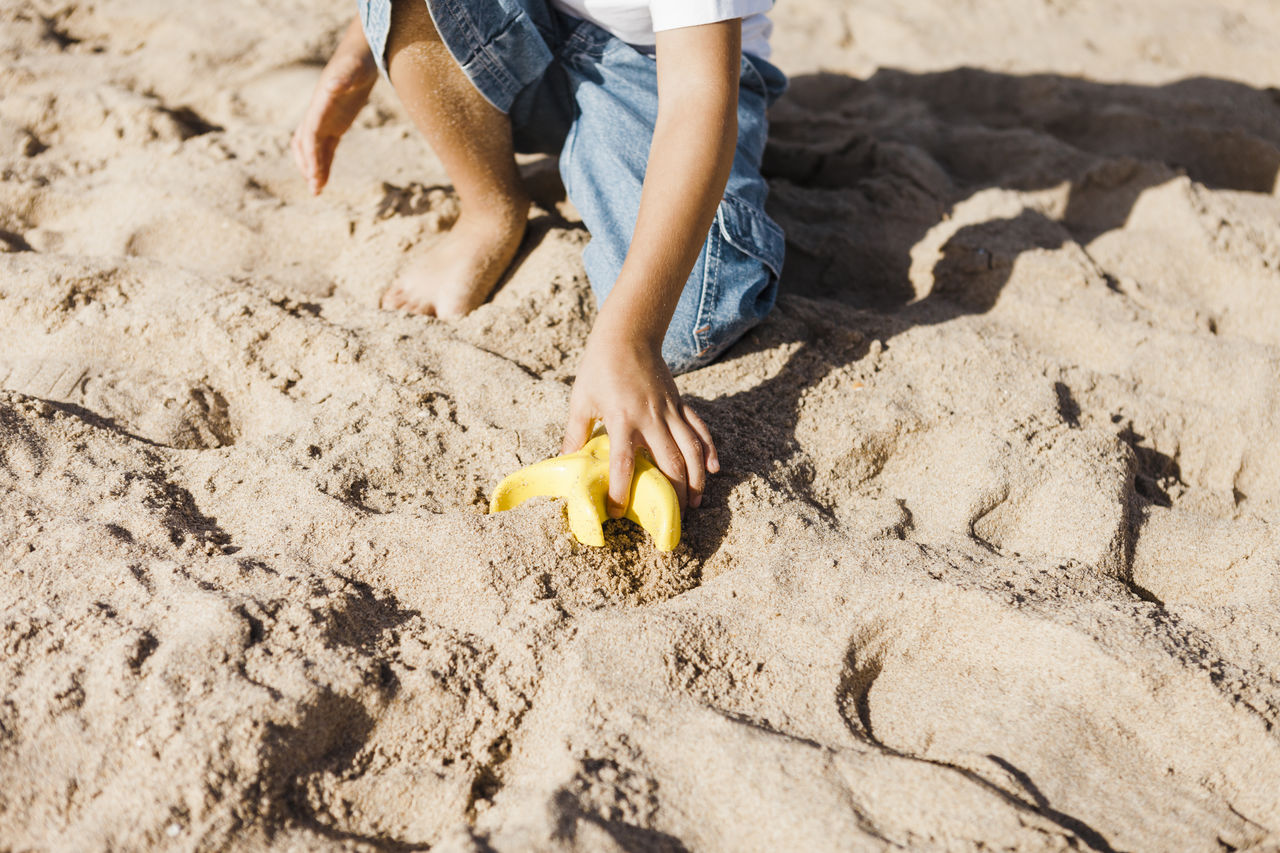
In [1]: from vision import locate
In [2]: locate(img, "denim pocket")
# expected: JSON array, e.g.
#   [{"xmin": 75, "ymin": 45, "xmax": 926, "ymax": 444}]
[
  {"xmin": 740, "ymin": 54, "xmax": 789, "ymax": 106},
  {"xmin": 683, "ymin": 194, "xmax": 785, "ymax": 370},
  {"xmin": 716, "ymin": 194, "xmax": 785, "ymax": 282}
]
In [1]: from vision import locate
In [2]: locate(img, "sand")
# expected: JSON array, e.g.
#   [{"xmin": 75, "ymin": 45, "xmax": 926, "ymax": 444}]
[{"xmin": 2, "ymin": 0, "xmax": 1280, "ymax": 849}]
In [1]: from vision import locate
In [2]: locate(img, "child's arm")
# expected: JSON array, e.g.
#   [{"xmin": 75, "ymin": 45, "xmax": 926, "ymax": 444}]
[
  {"xmin": 563, "ymin": 20, "xmax": 741, "ymax": 517},
  {"xmin": 291, "ymin": 17, "xmax": 378, "ymax": 195}
]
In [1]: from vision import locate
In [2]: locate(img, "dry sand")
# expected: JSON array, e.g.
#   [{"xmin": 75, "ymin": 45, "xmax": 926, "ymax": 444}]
[{"xmin": 3, "ymin": 0, "xmax": 1280, "ymax": 849}]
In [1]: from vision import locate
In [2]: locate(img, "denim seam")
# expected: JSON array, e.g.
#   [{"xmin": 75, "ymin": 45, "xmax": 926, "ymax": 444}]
[
  {"xmin": 693, "ymin": 214, "xmax": 723, "ymax": 356},
  {"xmin": 559, "ymin": 111, "xmax": 580, "ymax": 200},
  {"xmin": 740, "ymin": 54, "xmax": 763, "ymax": 97},
  {"xmin": 558, "ymin": 18, "xmax": 611, "ymax": 62}
]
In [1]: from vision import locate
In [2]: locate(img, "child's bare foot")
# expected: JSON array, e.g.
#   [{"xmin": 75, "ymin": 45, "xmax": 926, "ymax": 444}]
[
  {"xmin": 379, "ymin": 0, "xmax": 533, "ymax": 317},
  {"xmin": 380, "ymin": 203, "xmax": 529, "ymax": 317}
]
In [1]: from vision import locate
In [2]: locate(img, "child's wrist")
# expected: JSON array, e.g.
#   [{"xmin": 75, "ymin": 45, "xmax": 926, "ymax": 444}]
[
  {"xmin": 331, "ymin": 21, "xmax": 378, "ymax": 84},
  {"xmin": 592, "ymin": 298, "xmax": 667, "ymax": 353},
  {"xmin": 595, "ymin": 266, "xmax": 685, "ymax": 348},
  {"xmin": 324, "ymin": 51, "xmax": 378, "ymax": 92}
]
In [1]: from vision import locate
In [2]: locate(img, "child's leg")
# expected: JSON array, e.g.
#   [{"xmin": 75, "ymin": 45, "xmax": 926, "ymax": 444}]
[
  {"xmin": 379, "ymin": 0, "xmax": 531, "ymax": 317},
  {"xmin": 556, "ymin": 31, "xmax": 787, "ymax": 373}
]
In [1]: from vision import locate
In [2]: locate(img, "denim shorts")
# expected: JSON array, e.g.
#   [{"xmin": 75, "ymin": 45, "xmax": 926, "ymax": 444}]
[{"xmin": 357, "ymin": 0, "xmax": 787, "ymax": 373}]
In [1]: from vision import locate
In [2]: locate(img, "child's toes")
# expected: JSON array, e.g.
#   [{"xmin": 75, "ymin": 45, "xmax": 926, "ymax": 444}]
[
  {"xmin": 432, "ymin": 301, "xmax": 468, "ymax": 319},
  {"xmin": 404, "ymin": 298, "xmax": 438, "ymax": 317}
]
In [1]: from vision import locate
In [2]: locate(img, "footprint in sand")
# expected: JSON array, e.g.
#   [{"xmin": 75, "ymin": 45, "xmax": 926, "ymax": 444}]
[{"xmin": 0, "ymin": 357, "xmax": 235, "ymax": 449}]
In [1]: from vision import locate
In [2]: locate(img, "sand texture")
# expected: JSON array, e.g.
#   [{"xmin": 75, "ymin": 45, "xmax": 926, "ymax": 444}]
[{"xmin": 3, "ymin": 0, "xmax": 1280, "ymax": 849}]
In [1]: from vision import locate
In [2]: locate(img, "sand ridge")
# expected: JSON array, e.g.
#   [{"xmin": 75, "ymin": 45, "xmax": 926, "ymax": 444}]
[{"xmin": 2, "ymin": 0, "xmax": 1280, "ymax": 849}]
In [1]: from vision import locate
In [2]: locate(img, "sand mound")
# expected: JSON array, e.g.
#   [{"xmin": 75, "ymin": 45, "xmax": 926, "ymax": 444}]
[{"xmin": 2, "ymin": 0, "xmax": 1279, "ymax": 849}]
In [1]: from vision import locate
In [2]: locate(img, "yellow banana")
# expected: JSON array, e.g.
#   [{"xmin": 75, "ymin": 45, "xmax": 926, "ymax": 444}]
[{"xmin": 489, "ymin": 434, "xmax": 681, "ymax": 551}]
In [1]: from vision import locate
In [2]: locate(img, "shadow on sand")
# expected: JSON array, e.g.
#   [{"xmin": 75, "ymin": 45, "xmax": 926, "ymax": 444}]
[{"xmin": 680, "ymin": 67, "xmax": 1280, "ymax": 558}]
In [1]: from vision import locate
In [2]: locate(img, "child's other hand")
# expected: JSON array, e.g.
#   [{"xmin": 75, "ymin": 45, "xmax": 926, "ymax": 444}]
[
  {"xmin": 291, "ymin": 20, "xmax": 377, "ymax": 195},
  {"xmin": 563, "ymin": 323, "xmax": 719, "ymax": 518}
]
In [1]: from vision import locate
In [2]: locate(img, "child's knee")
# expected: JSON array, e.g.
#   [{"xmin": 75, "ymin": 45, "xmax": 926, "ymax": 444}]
[
  {"xmin": 662, "ymin": 266, "xmax": 778, "ymax": 375},
  {"xmin": 583, "ymin": 194, "xmax": 784, "ymax": 375},
  {"xmin": 662, "ymin": 197, "xmax": 785, "ymax": 374}
]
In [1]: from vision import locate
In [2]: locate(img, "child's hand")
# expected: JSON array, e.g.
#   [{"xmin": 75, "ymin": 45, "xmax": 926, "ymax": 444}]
[
  {"xmin": 558, "ymin": 19, "xmax": 739, "ymax": 519},
  {"xmin": 563, "ymin": 320, "xmax": 719, "ymax": 517},
  {"xmin": 291, "ymin": 19, "xmax": 377, "ymax": 195}
]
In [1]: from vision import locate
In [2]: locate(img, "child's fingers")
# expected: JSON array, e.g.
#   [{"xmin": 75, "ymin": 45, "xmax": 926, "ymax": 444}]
[
  {"xmin": 668, "ymin": 416, "xmax": 706, "ymax": 508},
  {"xmin": 562, "ymin": 409, "xmax": 593, "ymax": 455},
  {"xmin": 605, "ymin": 425, "xmax": 636, "ymax": 519},
  {"xmin": 290, "ymin": 129, "xmax": 309, "ymax": 180},
  {"xmin": 313, "ymin": 136, "xmax": 337, "ymax": 192},
  {"xmin": 292, "ymin": 126, "xmax": 322, "ymax": 193},
  {"xmin": 644, "ymin": 427, "xmax": 688, "ymax": 514},
  {"xmin": 682, "ymin": 404, "xmax": 719, "ymax": 473}
]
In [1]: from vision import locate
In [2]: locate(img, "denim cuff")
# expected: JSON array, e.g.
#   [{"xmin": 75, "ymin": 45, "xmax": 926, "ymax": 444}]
[
  {"xmin": 357, "ymin": 0, "xmax": 556, "ymax": 115},
  {"xmin": 424, "ymin": 0, "xmax": 555, "ymax": 114}
]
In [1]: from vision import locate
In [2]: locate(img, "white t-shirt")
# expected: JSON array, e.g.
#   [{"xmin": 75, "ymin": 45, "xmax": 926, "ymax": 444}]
[{"xmin": 551, "ymin": 0, "xmax": 775, "ymax": 59}]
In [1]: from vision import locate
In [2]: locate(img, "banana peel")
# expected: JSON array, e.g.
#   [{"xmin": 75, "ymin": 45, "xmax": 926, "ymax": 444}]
[{"xmin": 489, "ymin": 434, "xmax": 681, "ymax": 551}]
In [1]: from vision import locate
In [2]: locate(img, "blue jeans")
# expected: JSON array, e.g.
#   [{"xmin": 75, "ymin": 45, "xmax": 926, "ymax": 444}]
[{"xmin": 357, "ymin": 0, "xmax": 787, "ymax": 373}]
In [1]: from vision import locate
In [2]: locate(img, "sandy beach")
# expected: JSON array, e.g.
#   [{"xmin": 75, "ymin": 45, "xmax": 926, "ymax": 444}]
[{"xmin": 2, "ymin": 0, "xmax": 1280, "ymax": 849}]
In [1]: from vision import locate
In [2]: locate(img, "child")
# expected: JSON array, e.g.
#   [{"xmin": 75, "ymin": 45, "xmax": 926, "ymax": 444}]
[{"xmin": 292, "ymin": 0, "xmax": 786, "ymax": 523}]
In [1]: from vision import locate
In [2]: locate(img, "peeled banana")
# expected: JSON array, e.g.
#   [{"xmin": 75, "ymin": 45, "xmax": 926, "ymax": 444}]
[{"xmin": 489, "ymin": 434, "xmax": 681, "ymax": 551}]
